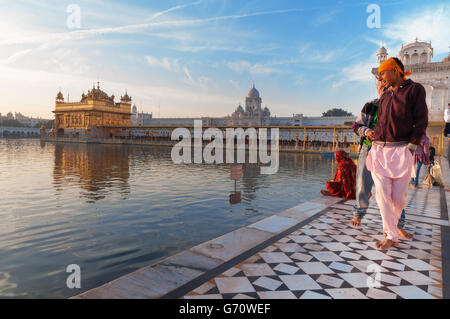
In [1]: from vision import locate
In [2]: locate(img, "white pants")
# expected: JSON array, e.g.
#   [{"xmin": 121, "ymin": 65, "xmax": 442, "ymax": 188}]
[{"xmin": 371, "ymin": 172, "xmax": 410, "ymax": 242}]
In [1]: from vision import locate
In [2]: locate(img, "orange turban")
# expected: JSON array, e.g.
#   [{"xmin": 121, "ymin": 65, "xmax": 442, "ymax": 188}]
[{"xmin": 378, "ymin": 57, "xmax": 411, "ymax": 80}]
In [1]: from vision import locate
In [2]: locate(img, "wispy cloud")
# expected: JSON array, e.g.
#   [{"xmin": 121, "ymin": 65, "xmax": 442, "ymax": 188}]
[
  {"xmin": 145, "ymin": 55, "xmax": 178, "ymax": 71},
  {"xmin": 227, "ymin": 60, "xmax": 282, "ymax": 75},
  {"xmin": 147, "ymin": 1, "xmax": 202, "ymax": 21},
  {"xmin": 0, "ymin": 48, "xmax": 33, "ymax": 65},
  {"xmin": 382, "ymin": 4, "xmax": 450, "ymax": 54}
]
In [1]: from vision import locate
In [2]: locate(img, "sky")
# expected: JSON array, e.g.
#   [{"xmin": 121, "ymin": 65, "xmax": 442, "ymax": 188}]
[{"xmin": 0, "ymin": 0, "xmax": 449, "ymax": 119}]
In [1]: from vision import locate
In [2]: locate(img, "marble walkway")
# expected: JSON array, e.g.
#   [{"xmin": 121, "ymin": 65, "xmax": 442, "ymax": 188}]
[{"xmin": 74, "ymin": 158, "xmax": 449, "ymax": 299}]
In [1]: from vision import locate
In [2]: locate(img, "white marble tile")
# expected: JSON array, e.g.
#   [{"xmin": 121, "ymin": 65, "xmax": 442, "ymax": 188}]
[
  {"xmin": 348, "ymin": 243, "xmax": 367, "ymax": 250},
  {"xmin": 191, "ymin": 227, "xmax": 273, "ymax": 262},
  {"xmin": 215, "ymin": 277, "xmax": 255, "ymax": 294},
  {"xmin": 299, "ymin": 290, "xmax": 332, "ymax": 299},
  {"xmin": 223, "ymin": 267, "xmax": 242, "ymax": 277},
  {"xmin": 274, "ymin": 243, "xmax": 306, "ymax": 253},
  {"xmin": 290, "ymin": 252, "xmax": 314, "ymax": 262},
  {"xmin": 330, "ymin": 235, "xmax": 359, "ymax": 242},
  {"xmin": 316, "ymin": 275, "xmax": 344, "ymax": 288},
  {"xmin": 232, "ymin": 293, "xmax": 255, "ymax": 299},
  {"xmin": 303, "ymin": 243, "xmax": 325, "ymax": 251},
  {"xmin": 240, "ymin": 263, "xmax": 276, "ymax": 277},
  {"xmin": 259, "ymin": 252, "xmax": 293, "ymax": 263},
  {"xmin": 380, "ymin": 260, "xmax": 405, "ymax": 271},
  {"xmin": 253, "ymin": 277, "xmax": 283, "ymax": 291},
  {"xmin": 320, "ymin": 242, "xmax": 353, "ymax": 251},
  {"xmin": 296, "ymin": 262, "xmax": 334, "ymax": 275},
  {"xmin": 301, "ymin": 229, "xmax": 326, "ymax": 236},
  {"xmin": 193, "ymin": 281, "xmax": 216, "ymax": 295},
  {"xmin": 339, "ymin": 251, "xmax": 362, "ymax": 260},
  {"xmin": 348, "ymin": 260, "xmax": 387, "ymax": 273},
  {"xmin": 279, "ymin": 274, "xmax": 322, "ymax": 291},
  {"xmin": 338, "ymin": 273, "xmax": 372, "ymax": 288},
  {"xmin": 356, "ymin": 250, "xmax": 393, "ymax": 260},
  {"xmin": 273, "ymin": 263, "xmax": 300, "ymax": 275},
  {"xmin": 385, "ymin": 250, "xmax": 409, "ymax": 259},
  {"xmin": 248, "ymin": 215, "xmax": 298, "ymax": 234},
  {"xmin": 325, "ymin": 288, "xmax": 368, "ymax": 299},
  {"xmin": 366, "ymin": 288, "xmax": 397, "ymax": 299},
  {"xmin": 288, "ymin": 235, "xmax": 317, "ymax": 244},
  {"xmin": 378, "ymin": 273, "xmax": 402, "ymax": 286},
  {"xmin": 328, "ymin": 261, "xmax": 353, "ymax": 273},
  {"xmin": 398, "ymin": 259, "xmax": 438, "ymax": 271},
  {"xmin": 407, "ymin": 241, "xmax": 436, "ymax": 250},
  {"xmin": 310, "ymin": 251, "xmax": 344, "ymax": 262},
  {"xmin": 388, "ymin": 286, "xmax": 435, "ymax": 299},
  {"xmin": 314, "ymin": 235, "xmax": 334, "ymax": 242},
  {"xmin": 392, "ymin": 271, "xmax": 438, "ymax": 286},
  {"xmin": 257, "ymin": 291, "xmax": 297, "ymax": 299}
]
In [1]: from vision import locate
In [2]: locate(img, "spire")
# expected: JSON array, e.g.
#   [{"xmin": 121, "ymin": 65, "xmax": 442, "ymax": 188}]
[{"xmin": 97, "ymin": 81, "xmax": 100, "ymax": 90}]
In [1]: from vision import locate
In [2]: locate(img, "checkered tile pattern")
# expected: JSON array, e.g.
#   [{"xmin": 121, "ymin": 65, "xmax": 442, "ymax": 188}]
[{"xmin": 183, "ymin": 191, "xmax": 444, "ymax": 299}]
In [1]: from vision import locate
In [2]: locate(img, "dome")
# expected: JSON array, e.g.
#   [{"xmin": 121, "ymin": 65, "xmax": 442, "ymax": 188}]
[
  {"xmin": 443, "ymin": 53, "xmax": 450, "ymax": 63},
  {"xmin": 377, "ymin": 46, "xmax": 387, "ymax": 54},
  {"xmin": 236, "ymin": 105, "xmax": 244, "ymax": 113},
  {"xmin": 248, "ymin": 84, "xmax": 260, "ymax": 98}
]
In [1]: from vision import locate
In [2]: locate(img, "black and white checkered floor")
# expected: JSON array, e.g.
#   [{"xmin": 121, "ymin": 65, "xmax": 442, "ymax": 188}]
[{"xmin": 183, "ymin": 188, "xmax": 444, "ymax": 299}]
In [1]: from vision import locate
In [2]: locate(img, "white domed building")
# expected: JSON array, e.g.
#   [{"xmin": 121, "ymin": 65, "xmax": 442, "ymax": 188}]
[{"xmin": 229, "ymin": 84, "xmax": 272, "ymax": 126}]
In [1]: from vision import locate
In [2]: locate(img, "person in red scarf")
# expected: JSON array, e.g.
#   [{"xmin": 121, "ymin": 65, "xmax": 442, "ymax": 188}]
[{"xmin": 321, "ymin": 150, "xmax": 357, "ymax": 200}]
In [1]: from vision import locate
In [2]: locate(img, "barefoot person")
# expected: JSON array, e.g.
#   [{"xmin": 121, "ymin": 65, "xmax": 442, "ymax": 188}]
[
  {"xmin": 320, "ymin": 150, "xmax": 356, "ymax": 200},
  {"xmin": 366, "ymin": 57, "xmax": 428, "ymax": 250},
  {"xmin": 350, "ymin": 78, "xmax": 412, "ymax": 239}
]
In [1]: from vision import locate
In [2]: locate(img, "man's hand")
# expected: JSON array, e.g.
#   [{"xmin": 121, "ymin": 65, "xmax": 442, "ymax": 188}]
[{"xmin": 366, "ymin": 129, "xmax": 375, "ymax": 141}]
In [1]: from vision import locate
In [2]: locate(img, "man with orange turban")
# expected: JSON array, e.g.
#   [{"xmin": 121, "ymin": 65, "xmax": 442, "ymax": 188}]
[{"xmin": 365, "ymin": 57, "xmax": 428, "ymax": 250}]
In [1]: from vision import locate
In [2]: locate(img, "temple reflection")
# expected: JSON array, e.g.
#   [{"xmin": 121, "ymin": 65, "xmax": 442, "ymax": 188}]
[{"xmin": 53, "ymin": 143, "xmax": 131, "ymax": 201}]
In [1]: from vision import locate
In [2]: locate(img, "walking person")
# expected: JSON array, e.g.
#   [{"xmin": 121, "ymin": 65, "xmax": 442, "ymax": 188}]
[
  {"xmin": 349, "ymin": 79, "xmax": 413, "ymax": 239},
  {"xmin": 410, "ymin": 134, "xmax": 431, "ymax": 189},
  {"xmin": 366, "ymin": 57, "xmax": 428, "ymax": 250}
]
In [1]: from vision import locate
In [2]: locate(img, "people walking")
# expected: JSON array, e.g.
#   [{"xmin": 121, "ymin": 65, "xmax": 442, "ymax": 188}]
[
  {"xmin": 349, "ymin": 79, "xmax": 412, "ymax": 239},
  {"xmin": 365, "ymin": 57, "xmax": 428, "ymax": 250}
]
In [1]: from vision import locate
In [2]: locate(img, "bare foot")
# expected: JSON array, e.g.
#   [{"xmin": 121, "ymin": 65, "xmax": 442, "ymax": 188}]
[
  {"xmin": 398, "ymin": 228, "xmax": 414, "ymax": 239},
  {"xmin": 349, "ymin": 216, "xmax": 362, "ymax": 227},
  {"xmin": 320, "ymin": 190, "xmax": 331, "ymax": 196},
  {"xmin": 375, "ymin": 239, "xmax": 398, "ymax": 250}
]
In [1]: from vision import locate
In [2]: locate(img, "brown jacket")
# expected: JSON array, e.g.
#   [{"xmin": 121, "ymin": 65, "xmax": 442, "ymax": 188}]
[{"xmin": 374, "ymin": 79, "xmax": 428, "ymax": 146}]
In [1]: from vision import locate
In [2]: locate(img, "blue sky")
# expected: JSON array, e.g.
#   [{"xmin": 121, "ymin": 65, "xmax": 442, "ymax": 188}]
[{"xmin": 0, "ymin": 0, "xmax": 449, "ymax": 119}]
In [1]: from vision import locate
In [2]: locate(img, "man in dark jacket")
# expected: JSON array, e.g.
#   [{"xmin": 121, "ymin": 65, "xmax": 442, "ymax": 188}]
[
  {"xmin": 350, "ymin": 79, "xmax": 412, "ymax": 239},
  {"xmin": 365, "ymin": 57, "xmax": 428, "ymax": 250}
]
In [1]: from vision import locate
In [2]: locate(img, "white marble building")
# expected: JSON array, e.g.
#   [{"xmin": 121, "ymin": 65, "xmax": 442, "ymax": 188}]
[
  {"xmin": 146, "ymin": 85, "xmax": 355, "ymax": 129},
  {"xmin": 375, "ymin": 38, "xmax": 450, "ymax": 122},
  {"xmin": 130, "ymin": 104, "xmax": 153, "ymax": 126}
]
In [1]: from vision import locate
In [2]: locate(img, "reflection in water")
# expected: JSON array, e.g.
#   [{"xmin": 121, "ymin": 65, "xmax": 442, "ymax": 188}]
[
  {"xmin": 0, "ymin": 139, "xmax": 334, "ymax": 298},
  {"xmin": 53, "ymin": 144, "xmax": 130, "ymax": 202}
]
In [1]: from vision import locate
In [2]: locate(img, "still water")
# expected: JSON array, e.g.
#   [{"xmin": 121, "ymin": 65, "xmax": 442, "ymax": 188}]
[{"xmin": 0, "ymin": 139, "xmax": 335, "ymax": 298}]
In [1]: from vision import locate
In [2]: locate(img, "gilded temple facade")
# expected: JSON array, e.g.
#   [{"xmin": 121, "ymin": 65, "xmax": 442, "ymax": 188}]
[{"xmin": 53, "ymin": 82, "xmax": 132, "ymax": 137}]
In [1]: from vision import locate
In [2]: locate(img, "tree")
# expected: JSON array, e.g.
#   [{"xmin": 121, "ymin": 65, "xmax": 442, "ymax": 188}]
[{"xmin": 322, "ymin": 108, "xmax": 354, "ymax": 117}]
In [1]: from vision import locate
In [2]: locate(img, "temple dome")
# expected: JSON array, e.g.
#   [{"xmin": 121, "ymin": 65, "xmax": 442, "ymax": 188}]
[{"xmin": 248, "ymin": 84, "xmax": 260, "ymax": 98}]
